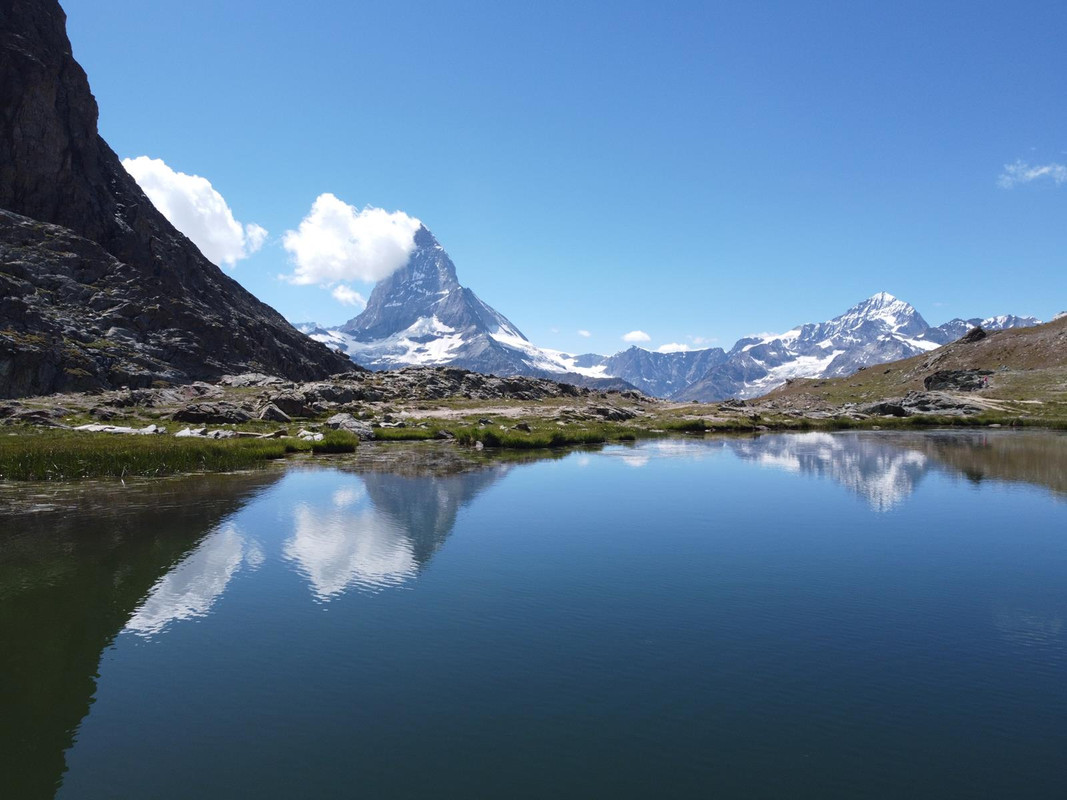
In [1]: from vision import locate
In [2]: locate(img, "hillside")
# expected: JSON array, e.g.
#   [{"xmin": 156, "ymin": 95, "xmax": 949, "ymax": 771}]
[
  {"xmin": 0, "ymin": 0, "xmax": 352, "ymax": 398},
  {"xmin": 760, "ymin": 315, "xmax": 1067, "ymax": 421}
]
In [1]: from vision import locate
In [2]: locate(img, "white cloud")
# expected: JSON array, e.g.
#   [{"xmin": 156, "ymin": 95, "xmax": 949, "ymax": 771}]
[
  {"xmin": 577, "ymin": 329, "xmax": 592, "ymax": 338},
  {"xmin": 282, "ymin": 193, "xmax": 421, "ymax": 286},
  {"xmin": 245, "ymin": 223, "xmax": 268, "ymax": 252},
  {"xmin": 331, "ymin": 284, "xmax": 367, "ymax": 307},
  {"xmin": 622, "ymin": 330, "xmax": 650, "ymax": 343},
  {"xmin": 689, "ymin": 335, "xmax": 718, "ymax": 346},
  {"xmin": 657, "ymin": 342, "xmax": 689, "ymax": 353},
  {"xmin": 122, "ymin": 156, "xmax": 266, "ymax": 267},
  {"xmin": 997, "ymin": 160, "xmax": 1067, "ymax": 188}
]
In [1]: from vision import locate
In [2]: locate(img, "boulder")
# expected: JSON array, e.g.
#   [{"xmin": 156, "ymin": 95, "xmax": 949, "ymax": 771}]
[
  {"xmin": 858, "ymin": 399, "xmax": 908, "ymax": 417},
  {"xmin": 219, "ymin": 373, "xmax": 286, "ymax": 388},
  {"xmin": 324, "ymin": 413, "xmax": 375, "ymax": 440},
  {"xmin": 958, "ymin": 326, "xmax": 987, "ymax": 344},
  {"xmin": 258, "ymin": 403, "xmax": 292, "ymax": 423},
  {"xmin": 923, "ymin": 370, "xmax": 993, "ymax": 392},
  {"xmin": 901, "ymin": 391, "xmax": 983, "ymax": 416},
  {"xmin": 591, "ymin": 405, "xmax": 637, "ymax": 421},
  {"xmin": 173, "ymin": 402, "xmax": 251, "ymax": 424},
  {"xmin": 268, "ymin": 392, "xmax": 314, "ymax": 418}
]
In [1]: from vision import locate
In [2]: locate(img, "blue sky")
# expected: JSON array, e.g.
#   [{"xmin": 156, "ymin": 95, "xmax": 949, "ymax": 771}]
[{"xmin": 63, "ymin": 0, "xmax": 1065, "ymax": 354}]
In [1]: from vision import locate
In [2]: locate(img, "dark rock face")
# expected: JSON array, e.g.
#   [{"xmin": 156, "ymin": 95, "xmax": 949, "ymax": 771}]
[
  {"xmin": 172, "ymin": 402, "xmax": 252, "ymax": 424},
  {"xmin": 0, "ymin": 0, "xmax": 352, "ymax": 398},
  {"xmin": 923, "ymin": 369, "xmax": 993, "ymax": 392},
  {"xmin": 958, "ymin": 327, "xmax": 987, "ymax": 344},
  {"xmin": 597, "ymin": 346, "xmax": 727, "ymax": 397},
  {"xmin": 859, "ymin": 391, "xmax": 983, "ymax": 417}
]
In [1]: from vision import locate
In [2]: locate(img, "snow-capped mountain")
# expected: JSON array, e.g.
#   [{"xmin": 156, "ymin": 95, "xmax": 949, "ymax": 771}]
[
  {"xmin": 301, "ymin": 226, "xmax": 633, "ymax": 389},
  {"xmin": 918, "ymin": 314, "xmax": 1041, "ymax": 345},
  {"xmin": 300, "ymin": 228, "xmax": 1039, "ymax": 400},
  {"xmin": 673, "ymin": 294, "xmax": 1040, "ymax": 402}
]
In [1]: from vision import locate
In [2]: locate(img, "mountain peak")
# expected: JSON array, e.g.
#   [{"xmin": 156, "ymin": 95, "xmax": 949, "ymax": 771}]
[
  {"xmin": 839, "ymin": 292, "xmax": 924, "ymax": 332},
  {"xmin": 866, "ymin": 291, "xmax": 899, "ymax": 306},
  {"xmin": 339, "ymin": 225, "xmax": 524, "ymax": 347}
]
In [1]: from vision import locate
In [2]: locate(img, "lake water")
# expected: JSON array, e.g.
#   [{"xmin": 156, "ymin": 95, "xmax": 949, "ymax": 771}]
[{"xmin": 2, "ymin": 431, "xmax": 1066, "ymax": 798}]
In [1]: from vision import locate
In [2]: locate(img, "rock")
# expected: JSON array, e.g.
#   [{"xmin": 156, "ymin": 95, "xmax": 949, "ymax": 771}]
[
  {"xmin": 0, "ymin": 1, "xmax": 353, "ymax": 398},
  {"xmin": 297, "ymin": 429, "xmax": 323, "ymax": 442},
  {"xmin": 218, "ymin": 373, "xmax": 286, "ymax": 388},
  {"xmin": 923, "ymin": 370, "xmax": 993, "ymax": 392},
  {"xmin": 73, "ymin": 423, "xmax": 165, "ymax": 435},
  {"xmin": 958, "ymin": 326, "xmax": 987, "ymax": 344},
  {"xmin": 89, "ymin": 406, "xmax": 118, "ymax": 420},
  {"xmin": 173, "ymin": 402, "xmax": 251, "ymax": 424},
  {"xmin": 3, "ymin": 408, "xmax": 70, "ymax": 427},
  {"xmin": 435, "ymin": 429, "xmax": 455, "ymax": 440},
  {"xmin": 268, "ymin": 392, "xmax": 314, "ymax": 418},
  {"xmin": 858, "ymin": 399, "xmax": 908, "ymax": 417},
  {"xmin": 257, "ymin": 403, "xmax": 292, "ymax": 423},
  {"xmin": 901, "ymin": 391, "xmax": 983, "ymax": 416},
  {"xmin": 175, "ymin": 427, "xmax": 207, "ymax": 437},
  {"xmin": 324, "ymin": 413, "xmax": 375, "ymax": 440},
  {"xmin": 513, "ymin": 422, "xmax": 532, "ymax": 432},
  {"xmin": 591, "ymin": 405, "xmax": 637, "ymax": 421}
]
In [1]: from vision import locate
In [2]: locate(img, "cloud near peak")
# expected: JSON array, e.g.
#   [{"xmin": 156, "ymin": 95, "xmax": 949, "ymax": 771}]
[
  {"xmin": 998, "ymin": 160, "xmax": 1067, "ymax": 188},
  {"xmin": 122, "ymin": 155, "xmax": 267, "ymax": 267},
  {"xmin": 656, "ymin": 342, "xmax": 689, "ymax": 353},
  {"xmin": 622, "ymin": 330, "xmax": 651, "ymax": 343},
  {"xmin": 331, "ymin": 285, "xmax": 367, "ymax": 307},
  {"xmin": 282, "ymin": 193, "xmax": 422, "ymax": 287}
]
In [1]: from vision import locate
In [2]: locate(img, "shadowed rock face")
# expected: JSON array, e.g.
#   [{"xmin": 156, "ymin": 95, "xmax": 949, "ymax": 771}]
[{"xmin": 0, "ymin": 0, "xmax": 353, "ymax": 397}]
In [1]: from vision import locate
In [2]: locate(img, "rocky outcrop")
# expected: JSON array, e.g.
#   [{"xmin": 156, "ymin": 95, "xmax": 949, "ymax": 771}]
[
  {"xmin": 923, "ymin": 369, "xmax": 992, "ymax": 392},
  {"xmin": 0, "ymin": 0, "xmax": 352, "ymax": 397},
  {"xmin": 859, "ymin": 391, "xmax": 984, "ymax": 417},
  {"xmin": 958, "ymin": 327, "xmax": 987, "ymax": 344}
]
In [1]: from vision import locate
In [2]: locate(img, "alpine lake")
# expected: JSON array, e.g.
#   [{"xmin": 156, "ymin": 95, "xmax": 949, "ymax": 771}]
[{"xmin": 2, "ymin": 429, "xmax": 1066, "ymax": 799}]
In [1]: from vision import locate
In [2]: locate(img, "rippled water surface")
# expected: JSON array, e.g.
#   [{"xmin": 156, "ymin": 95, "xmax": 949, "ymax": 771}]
[{"xmin": 2, "ymin": 431, "xmax": 1067, "ymax": 798}]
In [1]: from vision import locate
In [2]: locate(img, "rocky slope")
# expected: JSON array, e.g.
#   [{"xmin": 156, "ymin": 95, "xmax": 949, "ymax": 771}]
[
  {"xmin": 759, "ymin": 314, "xmax": 1067, "ymax": 420},
  {"xmin": 0, "ymin": 0, "xmax": 352, "ymax": 398}
]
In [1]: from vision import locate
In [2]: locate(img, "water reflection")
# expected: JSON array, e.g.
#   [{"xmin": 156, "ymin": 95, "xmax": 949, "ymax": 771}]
[
  {"xmin": 728, "ymin": 432, "xmax": 929, "ymax": 511},
  {"xmin": 286, "ymin": 501, "xmax": 417, "ymax": 597},
  {"xmin": 0, "ymin": 472, "xmax": 282, "ymax": 800},
  {"xmin": 285, "ymin": 464, "xmax": 509, "ymax": 599},
  {"xmin": 726, "ymin": 430, "xmax": 1067, "ymax": 511},
  {"xmin": 126, "ymin": 523, "xmax": 256, "ymax": 636}
]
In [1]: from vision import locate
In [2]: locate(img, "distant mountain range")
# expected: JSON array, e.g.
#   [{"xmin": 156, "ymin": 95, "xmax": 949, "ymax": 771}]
[{"xmin": 301, "ymin": 228, "xmax": 1040, "ymax": 401}]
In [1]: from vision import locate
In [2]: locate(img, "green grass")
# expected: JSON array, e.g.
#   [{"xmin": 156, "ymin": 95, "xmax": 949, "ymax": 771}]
[
  {"xmin": 370, "ymin": 427, "xmax": 439, "ymax": 441},
  {"xmin": 451, "ymin": 422, "xmax": 623, "ymax": 449},
  {"xmin": 309, "ymin": 431, "xmax": 360, "ymax": 454},
  {"xmin": 0, "ymin": 429, "xmax": 359, "ymax": 481}
]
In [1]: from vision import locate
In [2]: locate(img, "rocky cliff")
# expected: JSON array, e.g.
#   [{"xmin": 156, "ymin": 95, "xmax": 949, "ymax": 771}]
[{"xmin": 0, "ymin": 0, "xmax": 352, "ymax": 397}]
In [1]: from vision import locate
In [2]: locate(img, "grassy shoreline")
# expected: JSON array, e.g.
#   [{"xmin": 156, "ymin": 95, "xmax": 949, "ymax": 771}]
[{"xmin": 2, "ymin": 411, "xmax": 1063, "ymax": 481}]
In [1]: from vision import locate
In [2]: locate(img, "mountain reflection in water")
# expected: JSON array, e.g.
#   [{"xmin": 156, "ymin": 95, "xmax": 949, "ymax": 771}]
[
  {"xmin": 1, "ymin": 432, "xmax": 1065, "ymax": 799},
  {"xmin": 727, "ymin": 430, "xmax": 1067, "ymax": 511},
  {"xmin": 283, "ymin": 465, "xmax": 509, "ymax": 599}
]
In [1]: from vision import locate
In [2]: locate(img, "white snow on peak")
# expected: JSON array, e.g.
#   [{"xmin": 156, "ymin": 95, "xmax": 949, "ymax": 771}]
[{"xmin": 489, "ymin": 326, "xmax": 609, "ymax": 377}]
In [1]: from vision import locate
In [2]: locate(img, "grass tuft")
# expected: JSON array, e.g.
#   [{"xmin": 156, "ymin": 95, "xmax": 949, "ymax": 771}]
[{"xmin": 0, "ymin": 429, "xmax": 358, "ymax": 481}]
